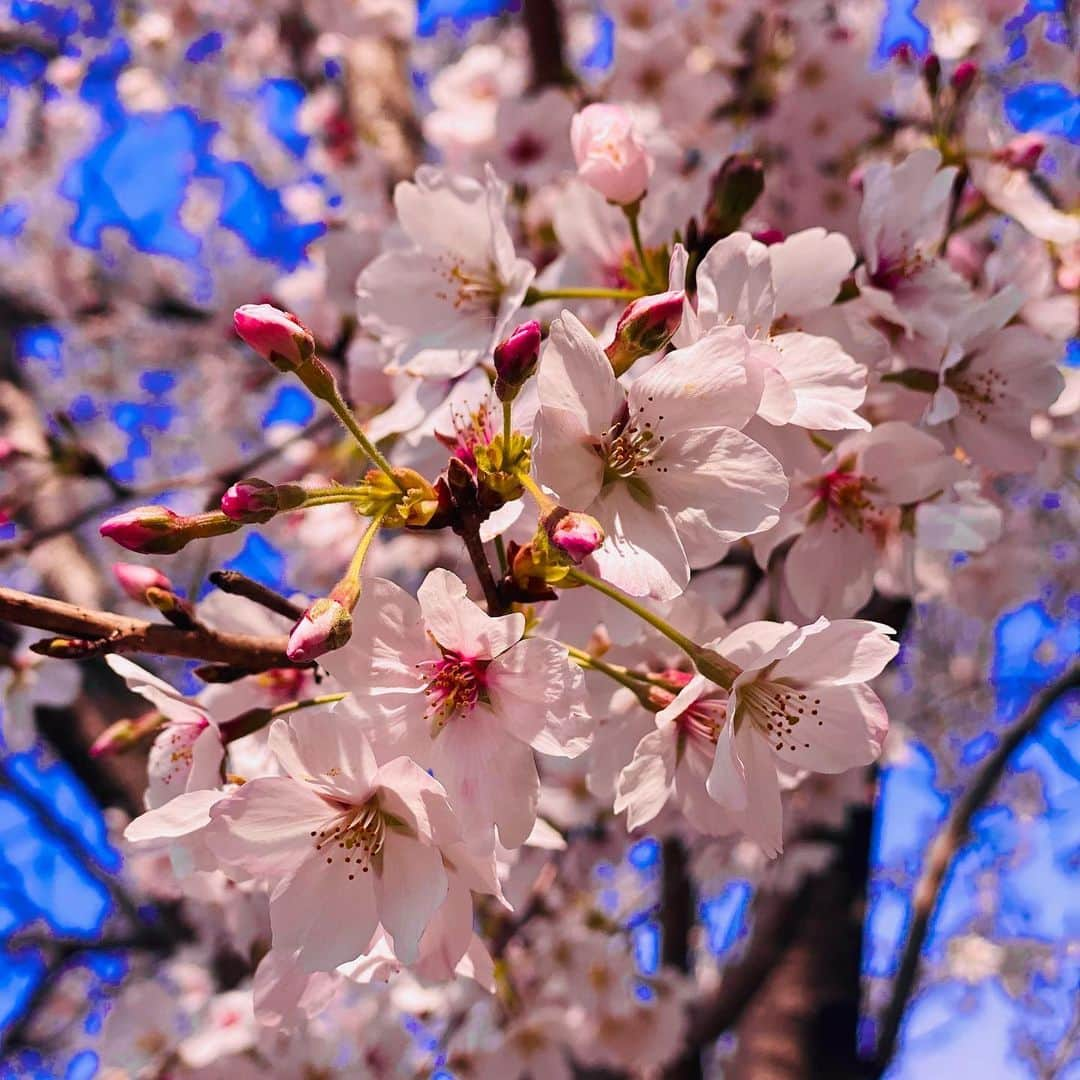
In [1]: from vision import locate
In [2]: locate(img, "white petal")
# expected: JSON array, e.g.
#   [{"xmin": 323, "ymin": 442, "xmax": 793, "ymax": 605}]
[
  {"xmin": 768, "ymin": 228, "xmax": 855, "ymax": 318},
  {"xmin": 486, "ymin": 637, "xmax": 592, "ymax": 757},
  {"xmin": 586, "ymin": 486, "xmax": 689, "ymax": 600},
  {"xmin": 614, "ymin": 728, "xmax": 676, "ymax": 831},
  {"xmin": 772, "ymin": 619, "xmax": 898, "ymax": 686},
  {"xmin": 417, "ymin": 568, "xmax": 524, "ymax": 658},
  {"xmin": 652, "ymin": 427, "xmax": 789, "ymax": 542},
  {"xmin": 537, "ymin": 311, "xmax": 623, "ymax": 432},
  {"xmin": 270, "ymin": 851, "xmax": 379, "ymax": 971},
  {"xmin": 375, "ymin": 829, "xmax": 448, "ymax": 965},
  {"xmin": 770, "ymin": 683, "xmax": 888, "ymax": 773}
]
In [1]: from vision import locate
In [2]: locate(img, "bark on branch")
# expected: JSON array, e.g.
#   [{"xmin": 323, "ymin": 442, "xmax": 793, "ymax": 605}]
[
  {"xmin": 0, "ymin": 585, "xmax": 296, "ymax": 672},
  {"xmin": 872, "ymin": 659, "xmax": 1080, "ymax": 1074}
]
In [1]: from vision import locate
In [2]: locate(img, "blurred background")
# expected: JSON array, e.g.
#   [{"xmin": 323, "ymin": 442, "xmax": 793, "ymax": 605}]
[{"xmin": 0, "ymin": 0, "xmax": 1077, "ymax": 1078}]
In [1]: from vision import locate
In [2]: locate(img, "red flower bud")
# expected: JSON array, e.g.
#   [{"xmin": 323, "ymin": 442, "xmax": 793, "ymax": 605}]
[
  {"xmin": 752, "ymin": 228, "xmax": 785, "ymax": 246},
  {"xmin": 922, "ymin": 53, "xmax": 941, "ymax": 95},
  {"xmin": 286, "ymin": 598, "xmax": 353, "ymax": 662},
  {"xmin": 221, "ymin": 478, "xmax": 280, "ymax": 523},
  {"xmin": 994, "ymin": 134, "xmax": 1045, "ymax": 171},
  {"xmin": 545, "ymin": 508, "xmax": 605, "ymax": 563},
  {"xmin": 950, "ymin": 60, "xmax": 977, "ymax": 95},
  {"xmin": 100, "ymin": 506, "xmax": 184, "ymax": 554},
  {"xmin": 233, "ymin": 304, "xmax": 314, "ymax": 371},
  {"xmin": 605, "ymin": 290, "xmax": 684, "ymax": 375},
  {"xmin": 493, "ymin": 321, "xmax": 542, "ymax": 402}
]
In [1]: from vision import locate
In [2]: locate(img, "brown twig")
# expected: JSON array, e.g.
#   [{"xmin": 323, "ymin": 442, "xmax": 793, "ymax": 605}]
[
  {"xmin": 0, "ymin": 412, "xmax": 335, "ymax": 558},
  {"xmin": 872, "ymin": 660, "xmax": 1080, "ymax": 1074},
  {"xmin": 0, "ymin": 585, "xmax": 295, "ymax": 672},
  {"xmin": 208, "ymin": 570, "xmax": 304, "ymax": 622}
]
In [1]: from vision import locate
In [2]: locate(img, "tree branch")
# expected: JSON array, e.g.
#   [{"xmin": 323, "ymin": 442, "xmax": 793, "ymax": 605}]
[
  {"xmin": 872, "ymin": 659, "xmax": 1080, "ymax": 1074},
  {"xmin": 0, "ymin": 585, "xmax": 296, "ymax": 672},
  {"xmin": 522, "ymin": 0, "xmax": 571, "ymax": 90}
]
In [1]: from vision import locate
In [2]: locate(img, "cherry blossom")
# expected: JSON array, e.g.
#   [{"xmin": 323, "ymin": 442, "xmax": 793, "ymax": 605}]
[
  {"xmin": 534, "ymin": 311, "xmax": 788, "ymax": 599},
  {"xmin": 322, "ymin": 570, "xmax": 591, "ymax": 848},
  {"xmin": 206, "ymin": 710, "xmax": 481, "ymax": 971},
  {"xmin": 356, "ymin": 165, "xmax": 535, "ymax": 379},
  {"xmin": 700, "ymin": 618, "xmax": 898, "ymax": 855}
]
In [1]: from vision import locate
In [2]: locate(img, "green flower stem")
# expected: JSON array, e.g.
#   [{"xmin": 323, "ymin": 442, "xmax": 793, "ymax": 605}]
[
  {"xmin": 564, "ymin": 644, "xmax": 655, "ymax": 705},
  {"xmin": 623, "ymin": 201, "xmax": 651, "ymax": 284},
  {"xmin": 525, "ymin": 285, "xmax": 643, "ymax": 304},
  {"xmin": 270, "ymin": 693, "xmax": 347, "ymax": 719},
  {"xmin": 502, "ymin": 400, "xmax": 513, "ymax": 454},
  {"xmin": 323, "ymin": 391, "xmax": 405, "ymax": 492},
  {"xmin": 565, "ymin": 567, "xmax": 740, "ymax": 689},
  {"xmin": 335, "ymin": 506, "xmax": 390, "ymax": 608}
]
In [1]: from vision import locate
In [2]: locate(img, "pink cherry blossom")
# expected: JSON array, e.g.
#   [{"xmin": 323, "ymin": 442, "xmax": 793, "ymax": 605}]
[
  {"xmin": 206, "ymin": 711, "xmax": 474, "ymax": 971},
  {"xmin": 702, "ymin": 618, "xmax": 898, "ymax": 856},
  {"xmin": 533, "ymin": 311, "xmax": 788, "ymax": 599},
  {"xmin": 321, "ymin": 570, "xmax": 591, "ymax": 849},
  {"xmin": 570, "ymin": 103, "xmax": 654, "ymax": 205}
]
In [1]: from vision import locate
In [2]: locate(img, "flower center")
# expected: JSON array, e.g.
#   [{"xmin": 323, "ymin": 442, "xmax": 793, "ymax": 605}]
[
  {"xmin": 435, "ymin": 257, "xmax": 502, "ymax": 314},
  {"xmin": 601, "ymin": 401, "xmax": 667, "ymax": 482},
  {"xmin": 808, "ymin": 463, "xmax": 885, "ymax": 536},
  {"xmin": 419, "ymin": 652, "xmax": 489, "ymax": 731},
  {"xmin": 436, "ymin": 399, "xmax": 495, "ymax": 472},
  {"xmin": 945, "ymin": 361, "xmax": 1006, "ymax": 423},
  {"xmin": 311, "ymin": 800, "xmax": 386, "ymax": 880},
  {"xmin": 740, "ymin": 680, "xmax": 822, "ymax": 754}
]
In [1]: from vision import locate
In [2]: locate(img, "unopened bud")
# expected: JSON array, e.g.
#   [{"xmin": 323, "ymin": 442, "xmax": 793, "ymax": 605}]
[
  {"xmin": 494, "ymin": 321, "xmax": 542, "ymax": 402},
  {"xmin": 100, "ymin": 506, "xmax": 184, "ymax": 554},
  {"xmin": 922, "ymin": 53, "xmax": 941, "ymax": 95},
  {"xmin": 752, "ymin": 228, "xmax": 785, "ymax": 246},
  {"xmin": 286, "ymin": 598, "xmax": 353, "ymax": 662},
  {"xmin": 112, "ymin": 562, "xmax": 173, "ymax": 603},
  {"xmin": 891, "ymin": 42, "xmax": 916, "ymax": 67},
  {"xmin": 145, "ymin": 586, "xmax": 197, "ymax": 629},
  {"xmin": 221, "ymin": 478, "xmax": 288, "ymax": 523},
  {"xmin": 545, "ymin": 508, "xmax": 605, "ymax": 563},
  {"xmin": 950, "ymin": 60, "xmax": 977, "ymax": 95},
  {"xmin": 605, "ymin": 290, "xmax": 684, "ymax": 375},
  {"xmin": 233, "ymin": 304, "xmax": 314, "ymax": 371},
  {"xmin": 704, "ymin": 154, "xmax": 765, "ymax": 238},
  {"xmin": 994, "ymin": 134, "xmax": 1045, "ymax": 171},
  {"xmin": 90, "ymin": 712, "xmax": 165, "ymax": 757},
  {"xmin": 100, "ymin": 507, "xmax": 239, "ymax": 555}
]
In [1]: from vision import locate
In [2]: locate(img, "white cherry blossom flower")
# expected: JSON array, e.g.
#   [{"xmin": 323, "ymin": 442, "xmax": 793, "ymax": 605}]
[
  {"xmin": 356, "ymin": 165, "xmax": 535, "ymax": 379},
  {"xmin": 322, "ymin": 570, "xmax": 592, "ymax": 850},
  {"xmin": 206, "ymin": 713, "xmax": 473, "ymax": 971},
  {"xmin": 700, "ymin": 618, "xmax": 898, "ymax": 856},
  {"xmin": 534, "ymin": 310, "xmax": 788, "ymax": 599}
]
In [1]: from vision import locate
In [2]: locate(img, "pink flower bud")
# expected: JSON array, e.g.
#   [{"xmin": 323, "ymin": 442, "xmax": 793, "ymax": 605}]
[
  {"xmin": 112, "ymin": 562, "xmax": 173, "ymax": 602},
  {"xmin": 752, "ymin": 228, "xmax": 785, "ymax": 246},
  {"xmin": 950, "ymin": 60, "xmax": 977, "ymax": 94},
  {"xmin": 546, "ymin": 508, "xmax": 605, "ymax": 563},
  {"xmin": 100, "ymin": 506, "xmax": 184, "ymax": 554},
  {"xmin": 994, "ymin": 134, "xmax": 1045, "ymax": 172},
  {"xmin": 221, "ymin": 478, "xmax": 279, "ymax": 523},
  {"xmin": 605, "ymin": 290, "xmax": 684, "ymax": 375},
  {"xmin": 233, "ymin": 304, "xmax": 314, "ymax": 370},
  {"xmin": 922, "ymin": 53, "xmax": 941, "ymax": 94},
  {"xmin": 286, "ymin": 598, "xmax": 353, "ymax": 662},
  {"xmin": 570, "ymin": 104, "xmax": 654, "ymax": 206},
  {"xmin": 494, "ymin": 320, "xmax": 542, "ymax": 402}
]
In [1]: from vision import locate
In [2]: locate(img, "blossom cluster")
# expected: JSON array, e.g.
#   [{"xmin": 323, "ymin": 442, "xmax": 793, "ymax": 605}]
[{"xmin": 0, "ymin": 0, "xmax": 1076, "ymax": 1074}]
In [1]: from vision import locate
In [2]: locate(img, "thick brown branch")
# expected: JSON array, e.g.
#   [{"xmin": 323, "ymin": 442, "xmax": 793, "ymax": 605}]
[
  {"xmin": 522, "ymin": 0, "xmax": 571, "ymax": 90},
  {"xmin": 872, "ymin": 660, "xmax": 1080, "ymax": 1074},
  {"xmin": 0, "ymin": 585, "xmax": 295, "ymax": 672}
]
